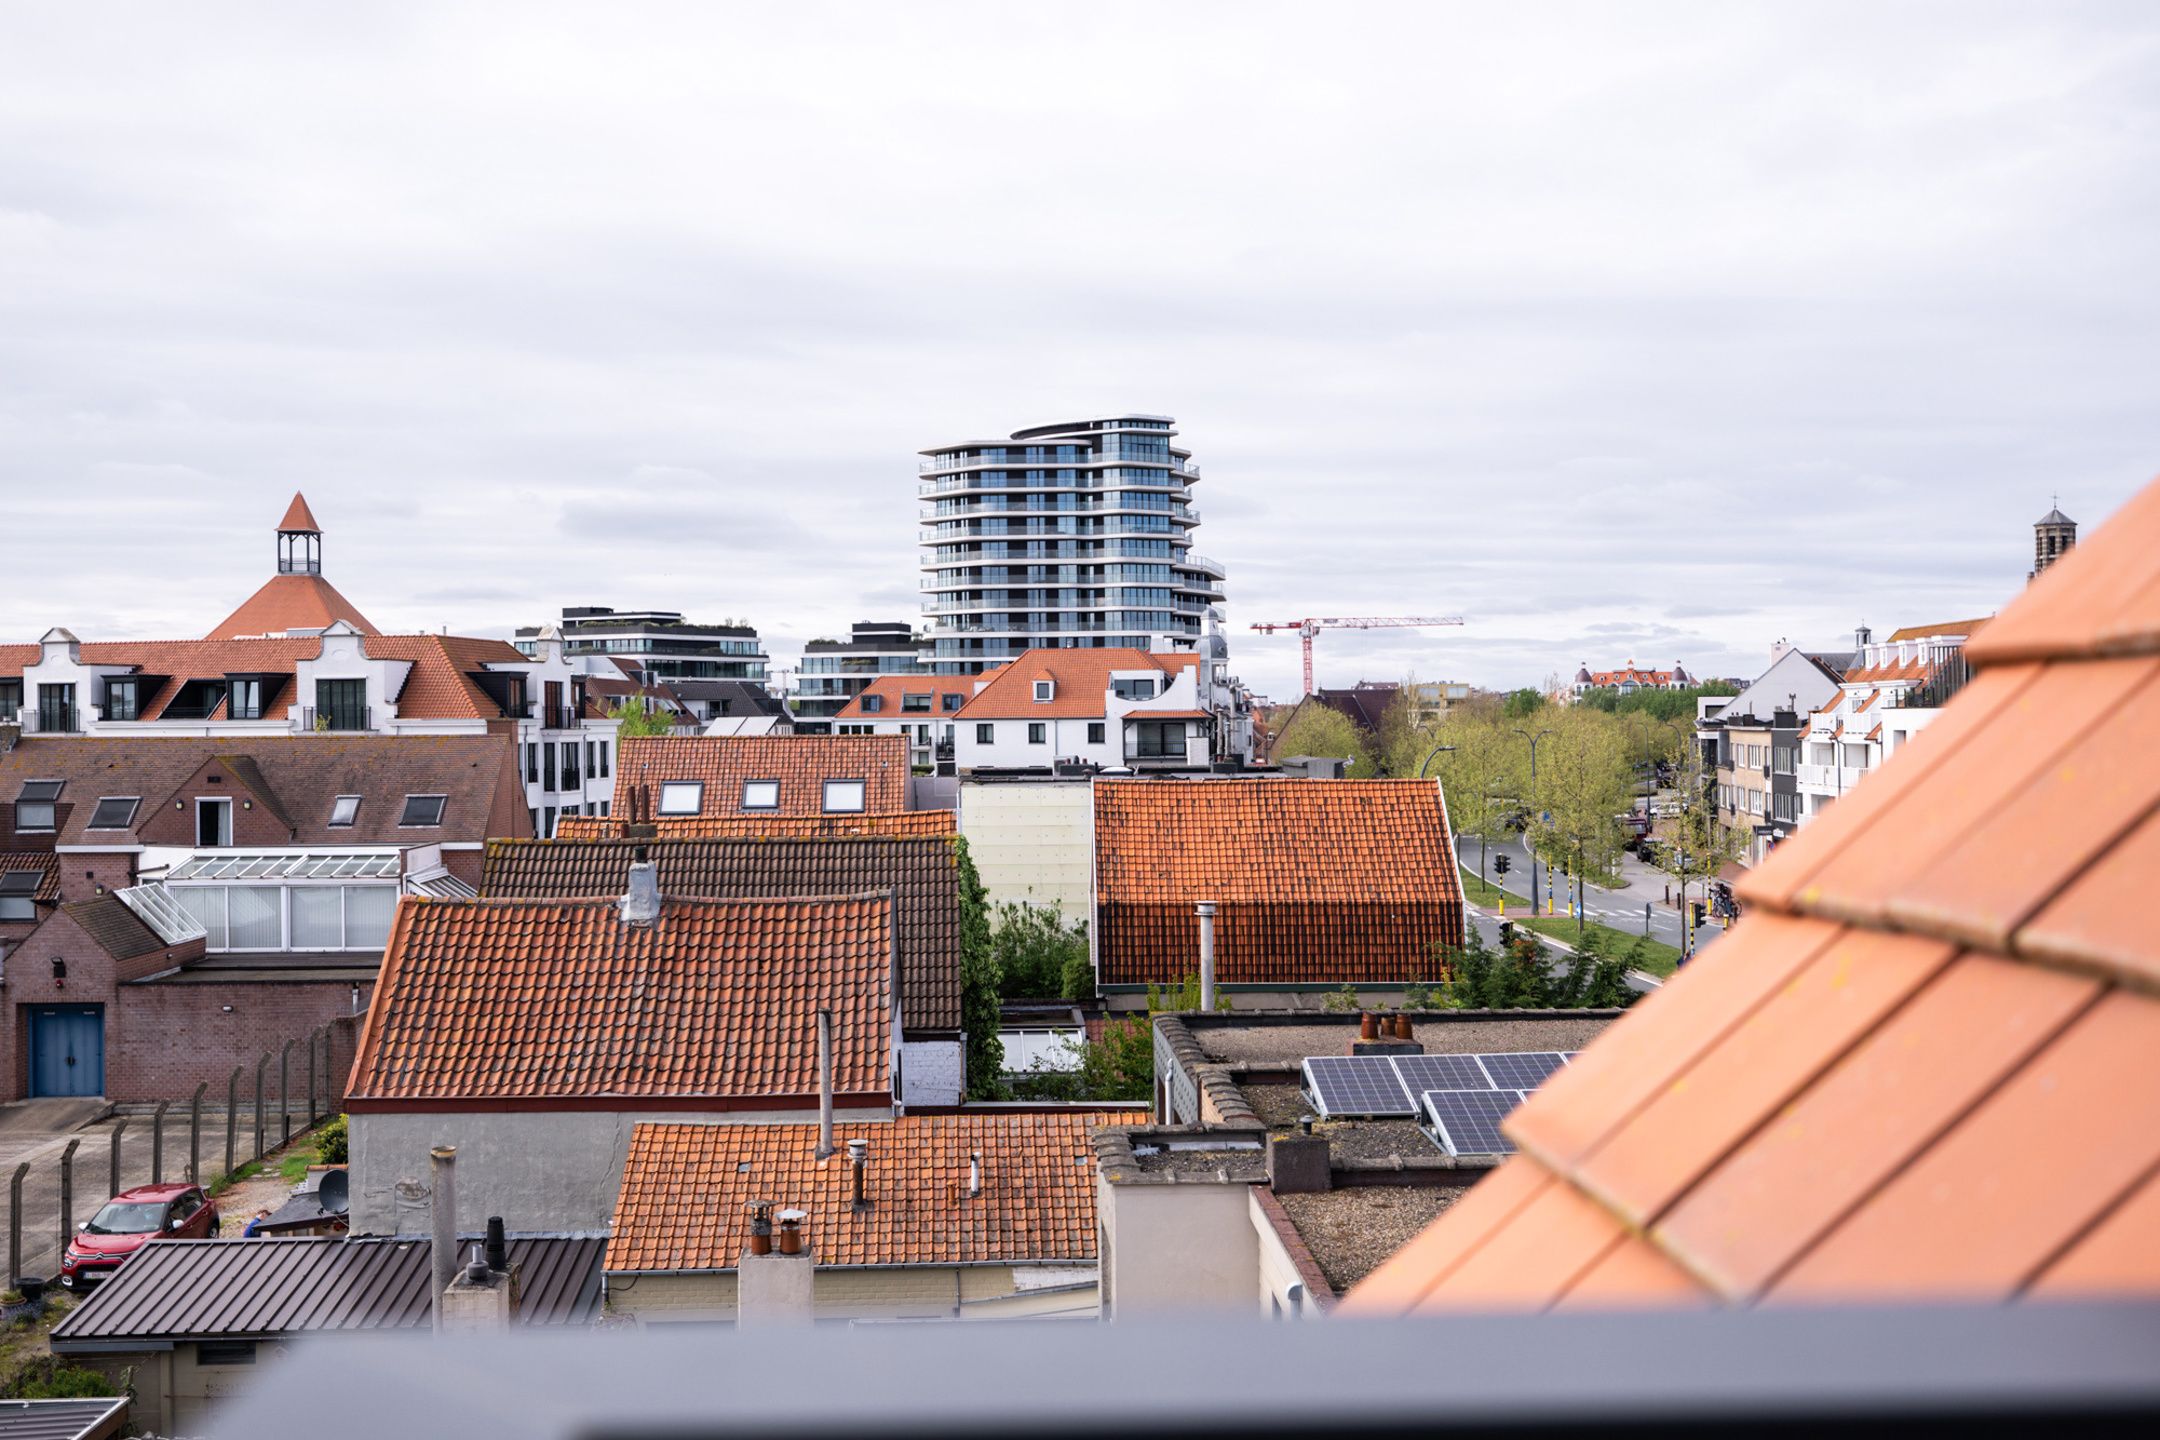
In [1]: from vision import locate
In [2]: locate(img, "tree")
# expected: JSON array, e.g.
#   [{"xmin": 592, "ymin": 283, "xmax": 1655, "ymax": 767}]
[
  {"xmin": 1502, "ymin": 688, "xmax": 1546, "ymax": 719},
  {"xmin": 1647, "ymin": 729, "xmax": 1743, "ymax": 956},
  {"xmin": 608, "ymin": 695, "xmax": 676, "ymax": 738},
  {"xmin": 1524, "ymin": 707, "xmax": 1633, "ymax": 932},
  {"xmin": 1429, "ymin": 926, "xmax": 1638, "ymax": 1011},
  {"xmin": 1423, "ymin": 710, "xmax": 1517, "ymax": 881},
  {"xmin": 989, "ymin": 901, "xmax": 1091, "ymax": 1000},
  {"xmin": 951, "ymin": 838, "xmax": 1005, "ymax": 1097},
  {"xmin": 1270, "ymin": 701, "xmax": 1374, "ymax": 774}
]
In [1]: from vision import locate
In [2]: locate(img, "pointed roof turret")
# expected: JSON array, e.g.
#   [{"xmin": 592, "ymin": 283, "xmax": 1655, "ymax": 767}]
[{"xmin": 279, "ymin": 492, "xmax": 322, "ymax": 534}]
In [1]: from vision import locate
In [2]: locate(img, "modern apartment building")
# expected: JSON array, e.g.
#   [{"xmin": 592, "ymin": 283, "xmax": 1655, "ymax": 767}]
[
  {"xmin": 1794, "ymin": 620, "xmax": 1984, "ymax": 823},
  {"xmin": 918, "ymin": 415, "xmax": 1228, "ymax": 675},
  {"xmin": 517, "ymin": 606, "xmax": 770, "ymax": 684},
  {"xmin": 786, "ymin": 621, "xmax": 927, "ymax": 734}
]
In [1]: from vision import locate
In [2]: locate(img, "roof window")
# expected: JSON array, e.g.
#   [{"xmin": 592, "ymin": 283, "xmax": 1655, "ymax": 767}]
[
  {"xmin": 822, "ymin": 779, "xmax": 866, "ymax": 814},
  {"xmin": 14, "ymin": 779, "xmax": 62, "ymax": 833},
  {"xmin": 862, "ymin": 694, "xmax": 884, "ymax": 713},
  {"xmin": 87, "ymin": 797, "xmax": 140, "ymax": 830},
  {"xmin": 328, "ymin": 795, "xmax": 362, "ymax": 828},
  {"xmin": 657, "ymin": 781, "xmax": 704, "ymax": 816},
  {"xmin": 398, "ymin": 794, "xmax": 447, "ymax": 827},
  {"xmin": 901, "ymin": 692, "xmax": 931, "ymax": 713},
  {"xmin": 740, "ymin": 780, "xmax": 779, "ymax": 811},
  {"xmin": 1033, "ymin": 680, "xmax": 1055, "ymax": 702},
  {"xmin": 941, "ymin": 693, "xmax": 964, "ymax": 713},
  {"xmin": 0, "ymin": 870, "xmax": 38, "ymax": 921}
]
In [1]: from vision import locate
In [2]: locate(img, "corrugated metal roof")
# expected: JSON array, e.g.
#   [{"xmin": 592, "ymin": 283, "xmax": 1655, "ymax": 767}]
[
  {"xmin": 49, "ymin": 1236, "xmax": 603, "ymax": 1346},
  {"xmin": 0, "ymin": 1397, "xmax": 129, "ymax": 1440}
]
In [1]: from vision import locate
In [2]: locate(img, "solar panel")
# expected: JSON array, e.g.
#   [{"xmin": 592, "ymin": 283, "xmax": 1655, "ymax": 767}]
[
  {"xmin": 1474, "ymin": 1052, "xmax": 1569, "ymax": 1090},
  {"xmin": 1302, "ymin": 1056, "xmax": 1416, "ymax": 1117},
  {"xmin": 1421, "ymin": 1089, "xmax": 1528, "ymax": 1156},
  {"xmin": 1390, "ymin": 1053, "xmax": 1494, "ymax": 1094}
]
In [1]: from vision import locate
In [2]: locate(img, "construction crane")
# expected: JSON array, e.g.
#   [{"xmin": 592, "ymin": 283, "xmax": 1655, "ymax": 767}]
[{"xmin": 1248, "ymin": 616, "xmax": 1466, "ymax": 696}]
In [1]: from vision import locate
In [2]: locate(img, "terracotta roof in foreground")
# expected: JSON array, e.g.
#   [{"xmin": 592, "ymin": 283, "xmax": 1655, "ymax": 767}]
[
  {"xmin": 554, "ymin": 810, "xmax": 955, "ymax": 841},
  {"xmin": 1344, "ymin": 474, "xmax": 2160, "ymax": 1315},
  {"xmin": 615, "ymin": 735, "xmax": 911, "ymax": 819},
  {"xmin": 480, "ymin": 835, "xmax": 964, "ymax": 1031},
  {"xmin": 1094, "ymin": 779, "xmax": 1463, "ymax": 986},
  {"xmin": 608, "ymin": 1112, "xmax": 1143, "ymax": 1272},
  {"xmin": 345, "ymin": 892, "xmax": 895, "ymax": 1108}
]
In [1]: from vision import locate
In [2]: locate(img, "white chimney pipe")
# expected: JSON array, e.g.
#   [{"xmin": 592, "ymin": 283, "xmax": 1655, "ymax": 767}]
[
  {"xmin": 1196, "ymin": 901, "xmax": 1218, "ymax": 1010},
  {"xmin": 619, "ymin": 860, "xmax": 661, "ymax": 927},
  {"xmin": 429, "ymin": 1145, "xmax": 457, "ymax": 1330},
  {"xmin": 968, "ymin": 1149, "xmax": 982, "ymax": 1199},
  {"xmin": 815, "ymin": 1008, "xmax": 835, "ymax": 1161}
]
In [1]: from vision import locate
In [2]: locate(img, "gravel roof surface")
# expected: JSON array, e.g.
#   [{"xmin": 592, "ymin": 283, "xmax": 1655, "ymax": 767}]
[
  {"xmin": 1196, "ymin": 1016, "xmax": 1615, "ymax": 1065},
  {"xmin": 1276, "ymin": 1186, "xmax": 1467, "ymax": 1293}
]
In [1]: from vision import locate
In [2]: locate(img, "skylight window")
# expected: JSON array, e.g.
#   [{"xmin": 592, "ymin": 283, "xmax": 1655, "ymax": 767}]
[
  {"xmin": 822, "ymin": 779, "xmax": 866, "ymax": 814},
  {"xmin": 87, "ymin": 797, "xmax": 140, "ymax": 830},
  {"xmin": 740, "ymin": 780, "xmax": 779, "ymax": 811},
  {"xmin": 657, "ymin": 781, "xmax": 704, "ymax": 816},
  {"xmin": 328, "ymin": 795, "xmax": 362, "ymax": 828},
  {"xmin": 398, "ymin": 794, "xmax": 447, "ymax": 827},
  {"xmin": 14, "ymin": 780, "xmax": 62, "ymax": 833}
]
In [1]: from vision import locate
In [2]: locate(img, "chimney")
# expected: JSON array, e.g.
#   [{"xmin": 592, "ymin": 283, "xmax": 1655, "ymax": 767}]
[
  {"xmin": 428, "ymin": 1145, "xmax": 457, "ymax": 1331},
  {"xmin": 1196, "ymin": 900, "xmax": 1218, "ymax": 1010},
  {"xmin": 438, "ymin": 1214, "xmax": 520, "ymax": 1333},
  {"xmin": 619, "ymin": 860, "xmax": 661, "ymax": 927},
  {"xmin": 737, "ymin": 1203, "xmax": 815, "ymax": 1329},
  {"xmin": 847, "ymin": 1137, "xmax": 870, "ymax": 1210},
  {"xmin": 968, "ymin": 1149, "xmax": 983, "ymax": 1200},
  {"xmin": 815, "ymin": 1009, "xmax": 835, "ymax": 1161}
]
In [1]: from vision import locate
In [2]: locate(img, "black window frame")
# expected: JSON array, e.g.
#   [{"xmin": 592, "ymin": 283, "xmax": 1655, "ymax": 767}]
[
  {"xmin": 739, "ymin": 779, "xmax": 779, "ymax": 812},
  {"xmin": 87, "ymin": 796, "xmax": 140, "ymax": 830},
  {"xmin": 0, "ymin": 678, "xmax": 20, "ymax": 719},
  {"xmin": 862, "ymin": 694, "xmax": 884, "ymax": 713},
  {"xmin": 1027, "ymin": 722, "xmax": 1047, "ymax": 745},
  {"xmin": 657, "ymin": 780, "xmax": 705, "ymax": 816},
  {"xmin": 1130, "ymin": 719, "xmax": 1186, "ymax": 759},
  {"xmin": 822, "ymin": 778, "xmax": 867, "ymax": 814},
  {"xmin": 14, "ymin": 780, "xmax": 63, "ymax": 834},
  {"xmin": 0, "ymin": 870, "xmax": 40, "ymax": 921},
  {"xmin": 103, "ymin": 678, "xmax": 141, "ymax": 723},
  {"xmin": 228, "ymin": 676, "xmax": 267, "ymax": 721},
  {"xmin": 1088, "ymin": 721, "xmax": 1106, "ymax": 745},
  {"xmin": 398, "ymin": 794, "xmax": 447, "ymax": 828},
  {"xmin": 975, "ymin": 723, "xmax": 995, "ymax": 744},
  {"xmin": 328, "ymin": 795, "xmax": 362, "ymax": 828},
  {"xmin": 314, "ymin": 678, "xmax": 367, "ymax": 732},
  {"xmin": 941, "ymin": 693, "xmax": 964, "ymax": 713},
  {"xmin": 36, "ymin": 684, "xmax": 77, "ymax": 734}
]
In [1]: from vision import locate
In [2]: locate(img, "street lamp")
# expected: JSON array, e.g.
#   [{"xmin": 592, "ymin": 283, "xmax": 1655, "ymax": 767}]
[
  {"xmin": 1512, "ymin": 727, "xmax": 1555, "ymax": 915},
  {"xmin": 1416, "ymin": 744, "xmax": 1455, "ymax": 778}
]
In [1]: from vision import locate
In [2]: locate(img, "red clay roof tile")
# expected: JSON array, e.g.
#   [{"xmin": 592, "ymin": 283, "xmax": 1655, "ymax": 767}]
[
  {"xmin": 207, "ymin": 574, "xmax": 379, "ymax": 640},
  {"xmin": 615, "ymin": 735, "xmax": 910, "ymax": 819},
  {"xmin": 958, "ymin": 649, "xmax": 1199, "ymax": 720},
  {"xmin": 553, "ymin": 810, "xmax": 955, "ymax": 842},
  {"xmin": 278, "ymin": 492, "xmax": 322, "ymax": 533}
]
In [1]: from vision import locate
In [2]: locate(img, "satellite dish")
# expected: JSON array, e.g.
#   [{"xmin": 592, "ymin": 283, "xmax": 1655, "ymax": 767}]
[{"xmin": 316, "ymin": 1170, "xmax": 350, "ymax": 1215}]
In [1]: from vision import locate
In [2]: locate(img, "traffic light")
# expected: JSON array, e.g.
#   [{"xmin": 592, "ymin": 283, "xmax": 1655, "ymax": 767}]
[
  {"xmin": 1498, "ymin": 921, "xmax": 1515, "ymax": 943},
  {"xmin": 1692, "ymin": 901, "xmax": 1708, "ymax": 927},
  {"xmin": 1493, "ymin": 853, "xmax": 1512, "ymax": 876}
]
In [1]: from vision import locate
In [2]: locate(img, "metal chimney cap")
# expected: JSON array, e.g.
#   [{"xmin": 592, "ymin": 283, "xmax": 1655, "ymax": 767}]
[
  {"xmin": 1195, "ymin": 900, "xmax": 1218, "ymax": 917},
  {"xmin": 776, "ymin": 1207, "xmax": 808, "ymax": 1224},
  {"xmin": 845, "ymin": 1138, "xmax": 869, "ymax": 1163}
]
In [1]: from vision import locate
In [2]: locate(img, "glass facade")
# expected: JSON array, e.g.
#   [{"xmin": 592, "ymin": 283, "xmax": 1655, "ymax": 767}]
[{"xmin": 917, "ymin": 416, "xmax": 1225, "ymax": 674}]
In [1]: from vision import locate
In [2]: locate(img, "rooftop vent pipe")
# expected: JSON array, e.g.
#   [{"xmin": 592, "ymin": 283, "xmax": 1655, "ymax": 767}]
[
  {"xmin": 776, "ymin": 1207, "xmax": 807, "ymax": 1255},
  {"xmin": 484, "ymin": 1215, "xmax": 508, "ymax": 1274},
  {"xmin": 619, "ymin": 860, "xmax": 661, "ymax": 927},
  {"xmin": 847, "ymin": 1138, "xmax": 869, "ymax": 1210},
  {"xmin": 746, "ymin": 1199, "xmax": 774, "ymax": 1255},
  {"xmin": 968, "ymin": 1150, "xmax": 982, "ymax": 1200},
  {"xmin": 1196, "ymin": 901, "xmax": 1218, "ymax": 1010},
  {"xmin": 429, "ymin": 1145, "xmax": 457, "ymax": 1330}
]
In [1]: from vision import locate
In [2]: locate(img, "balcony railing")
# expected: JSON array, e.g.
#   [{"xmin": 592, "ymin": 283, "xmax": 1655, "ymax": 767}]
[{"xmin": 298, "ymin": 705, "xmax": 372, "ymax": 734}]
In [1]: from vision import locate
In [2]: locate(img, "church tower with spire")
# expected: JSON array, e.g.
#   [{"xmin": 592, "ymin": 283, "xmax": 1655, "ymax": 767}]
[{"xmin": 2032, "ymin": 501, "xmax": 2077, "ymax": 582}]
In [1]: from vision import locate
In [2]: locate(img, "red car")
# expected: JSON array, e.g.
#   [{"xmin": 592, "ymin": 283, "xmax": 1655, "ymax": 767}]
[{"xmin": 59, "ymin": 1182, "xmax": 220, "ymax": 1290}]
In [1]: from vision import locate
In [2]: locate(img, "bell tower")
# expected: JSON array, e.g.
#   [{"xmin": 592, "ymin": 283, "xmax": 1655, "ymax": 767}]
[
  {"xmin": 2032, "ymin": 500, "xmax": 2076, "ymax": 582},
  {"xmin": 277, "ymin": 492, "xmax": 323, "ymax": 576}
]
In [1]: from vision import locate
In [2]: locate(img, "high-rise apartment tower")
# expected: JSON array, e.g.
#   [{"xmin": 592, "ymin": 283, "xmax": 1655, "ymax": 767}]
[{"xmin": 917, "ymin": 414, "xmax": 1227, "ymax": 674}]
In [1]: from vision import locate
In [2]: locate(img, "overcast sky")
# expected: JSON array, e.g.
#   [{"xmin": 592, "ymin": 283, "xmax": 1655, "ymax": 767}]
[{"xmin": 3, "ymin": 2, "xmax": 2154, "ymax": 699}]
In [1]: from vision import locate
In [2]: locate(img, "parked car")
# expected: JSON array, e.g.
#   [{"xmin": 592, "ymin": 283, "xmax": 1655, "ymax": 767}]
[{"xmin": 59, "ymin": 1182, "xmax": 220, "ymax": 1290}]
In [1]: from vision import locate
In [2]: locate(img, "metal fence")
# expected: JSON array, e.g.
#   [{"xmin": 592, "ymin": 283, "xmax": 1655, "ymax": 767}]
[{"xmin": 6, "ymin": 1023, "xmax": 343, "ymax": 1286}]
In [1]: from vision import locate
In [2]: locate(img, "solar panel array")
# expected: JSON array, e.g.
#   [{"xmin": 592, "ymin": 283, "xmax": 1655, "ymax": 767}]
[
  {"xmin": 1421, "ymin": 1089, "xmax": 1530, "ymax": 1156},
  {"xmin": 1300, "ymin": 1051, "xmax": 1573, "ymax": 1119}
]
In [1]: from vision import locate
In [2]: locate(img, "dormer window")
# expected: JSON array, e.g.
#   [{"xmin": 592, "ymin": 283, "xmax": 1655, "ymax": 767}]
[
  {"xmin": 822, "ymin": 779, "xmax": 866, "ymax": 814},
  {"xmin": 862, "ymin": 694, "xmax": 884, "ymax": 714},
  {"xmin": 901, "ymin": 692, "xmax": 931, "ymax": 713},
  {"xmin": 740, "ymin": 780, "xmax": 779, "ymax": 811},
  {"xmin": 328, "ymin": 795, "xmax": 362, "ymax": 828},
  {"xmin": 0, "ymin": 871, "xmax": 40, "ymax": 921},
  {"xmin": 941, "ymin": 693, "xmax": 963, "ymax": 713},
  {"xmin": 1033, "ymin": 680, "xmax": 1055, "ymax": 703},
  {"xmin": 658, "ymin": 781, "xmax": 704, "ymax": 816},
  {"xmin": 87, "ymin": 797, "xmax": 140, "ymax": 830},
  {"xmin": 104, "ymin": 678, "xmax": 141, "ymax": 722},
  {"xmin": 228, "ymin": 677, "xmax": 267, "ymax": 721},
  {"xmin": 14, "ymin": 780, "xmax": 62, "ymax": 833},
  {"xmin": 398, "ymin": 794, "xmax": 447, "ymax": 827}
]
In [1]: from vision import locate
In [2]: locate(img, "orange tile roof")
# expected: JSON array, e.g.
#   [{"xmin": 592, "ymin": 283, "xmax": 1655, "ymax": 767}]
[
  {"xmin": 1885, "ymin": 617, "xmax": 1990, "ymax": 643},
  {"xmin": 344, "ymin": 893, "xmax": 895, "ymax": 1109},
  {"xmin": 832, "ymin": 675, "xmax": 977, "ymax": 723},
  {"xmin": 207, "ymin": 574, "xmax": 380, "ymax": 640},
  {"xmin": 608, "ymin": 1111, "xmax": 1143, "ymax": 1272},
  {"xmin": 278, "ymin": 492, "xmax": 322, "ymax": 533},
  {"xmin": 1343, "ymin": 473, "xmax": 2160, "ymax": 1314},
  {"xmin": 615, "ymin": 735, "xmax": 911, "ymax": 818},
  {"xmin": 957, "ymin": 648, "xmax": 1199, "ymax": 720},
  {"xmin": 1093, "ymin": 779, "xmax": 1463, "ymax": 985},
  {"xmin": 554, "ymin": 810, "xmax": 956, "ymax": 841}
]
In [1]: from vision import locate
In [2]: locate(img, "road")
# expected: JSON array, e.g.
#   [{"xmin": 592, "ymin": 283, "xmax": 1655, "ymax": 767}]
[{"xmin": 1454, "ymin": 831, "xmax": 1726, "ymax": 957}]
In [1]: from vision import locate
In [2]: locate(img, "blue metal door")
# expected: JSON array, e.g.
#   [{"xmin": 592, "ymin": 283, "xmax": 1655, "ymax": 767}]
[{"xmin": 29, "ymin": 1005, "xmax": 105, "ymax": 1097}]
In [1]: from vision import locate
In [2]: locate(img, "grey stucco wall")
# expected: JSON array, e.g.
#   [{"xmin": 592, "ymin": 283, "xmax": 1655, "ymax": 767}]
[
  {"xmin": 350, "ymin": 1106, "xmax": 892, "ymax": 1235},
  {"xmin": 901, "ymin": 1039, "xmax": 964, "ymax": 1107}
]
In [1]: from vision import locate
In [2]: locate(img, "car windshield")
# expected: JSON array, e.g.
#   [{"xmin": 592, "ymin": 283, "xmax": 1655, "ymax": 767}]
[{"xmin": 85, "ymin": 1201, "xmax": 167, "ymax": 1235}]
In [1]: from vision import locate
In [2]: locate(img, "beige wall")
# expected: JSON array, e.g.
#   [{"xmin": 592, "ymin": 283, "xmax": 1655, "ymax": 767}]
[
  {"xmin": 607, "ymin": 1263, "xmax": 1095, "ymax": 1323},
  {"xmin": 1250, "ymin": 1189, "xmax": 1324, "ymax": 1320},
  {"xmin": 1096, "ymin": 1177, "xmax": 1260, "ymax": 1316},
  {"xmin": 958, "ymin": 780, "xmax": 1092, "ymax": 917},
  {"xmin": 72, "ymin": 1338, "xmax": 302, "ymax": 1435}
]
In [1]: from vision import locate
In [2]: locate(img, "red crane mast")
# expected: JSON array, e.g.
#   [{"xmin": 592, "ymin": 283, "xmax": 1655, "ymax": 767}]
[{"xmin": 1248, "ymin": 616, "xmax": 1466, "ymax": 696}]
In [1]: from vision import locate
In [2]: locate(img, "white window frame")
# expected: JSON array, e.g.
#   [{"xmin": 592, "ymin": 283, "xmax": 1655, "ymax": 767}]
[
  {"xmin": 822, "ymin": 779, "xmax": 866, "ymax": 814},
  {"xmin": 658, "ymin": 781, "xmax": 705, "ymax": 816},
  {"xmin": 196, "ymin": 797, "xmax": 233, "ymax": 846},
  {"xmin": 328, "ymin": 795, "xmax": 362, "ymax": 828},
  {"xmin": 87, "ymin": 796, "xmax": 141, "ymax": 831},
  {"xmin": 1032, "ymin": 680, "xmax": 1054, "ymax": 702},
  {"xmin": 740, "ymin": 779, "xmax": 779, "ymax": 811}
]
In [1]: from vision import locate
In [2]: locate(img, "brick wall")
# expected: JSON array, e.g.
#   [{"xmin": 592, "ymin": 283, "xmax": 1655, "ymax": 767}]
[{"xmin": 2, "ymin": 904, "xmax": 370, "ymax": 1104}]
